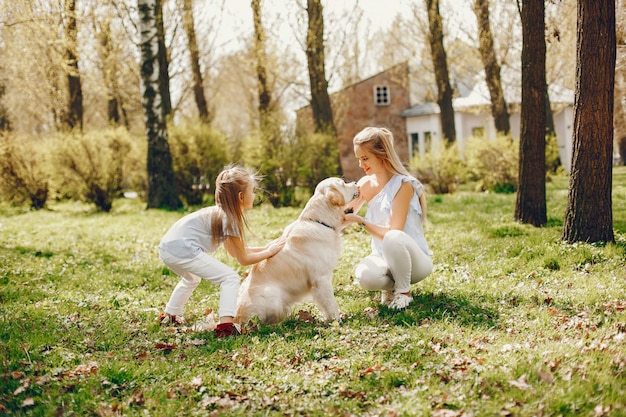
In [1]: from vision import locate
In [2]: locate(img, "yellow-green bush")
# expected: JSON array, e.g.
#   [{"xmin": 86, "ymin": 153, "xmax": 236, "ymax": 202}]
[
  {"xmin": 54, "ymin": 128, "xmax": 145, "ymax": 212},
  {"xmin": 410, "ymin": 142, "xmax": 468, "ymax": 194},
  {"xmin": 168, "ymin": 122, "xmax": 230, "ymax": 206},
  {"xmin": 0, "ymin": 132, "xmax": 51, "ymax": 209},
  {"xmin": 464, "ymin": 135, "xmax": 519, "ymax": 193}
]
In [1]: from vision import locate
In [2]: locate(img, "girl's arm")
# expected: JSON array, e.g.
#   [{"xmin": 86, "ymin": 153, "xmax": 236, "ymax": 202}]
[{"xmin": 224, "ymin": 235, "xmax": 286, "ymax": 266}]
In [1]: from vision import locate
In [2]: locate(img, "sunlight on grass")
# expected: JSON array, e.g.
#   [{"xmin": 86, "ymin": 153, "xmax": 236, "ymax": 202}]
[{"xmin": 0, "ymin": 169, "xmax": 625, "ymax": 416}]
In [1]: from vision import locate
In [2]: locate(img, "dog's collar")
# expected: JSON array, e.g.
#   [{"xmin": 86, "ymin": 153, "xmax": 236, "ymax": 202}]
[{"xmin": 308, "ymin": 219, "xmax": 335, "ymax": 230}]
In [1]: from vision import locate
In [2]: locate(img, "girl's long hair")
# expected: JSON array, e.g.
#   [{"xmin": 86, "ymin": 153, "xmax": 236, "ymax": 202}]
[
  {"xmin": 206, "ymin": 165, "xmax": 258, "ymax": 247},
  {"xmin": 353, "ymin": 126, "xmax": 411, "ymax": 177}
]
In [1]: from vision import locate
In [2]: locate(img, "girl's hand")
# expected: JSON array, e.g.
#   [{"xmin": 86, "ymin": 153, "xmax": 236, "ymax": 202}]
[{"xmin": 266, "ymin": 236, "xmax": 287, "ymax": 257}]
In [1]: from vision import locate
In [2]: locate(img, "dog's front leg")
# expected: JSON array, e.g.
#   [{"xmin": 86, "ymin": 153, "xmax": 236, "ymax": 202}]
[{"xmin": 310, "ymin": 278, "xmax": 341, "ymax": 322}]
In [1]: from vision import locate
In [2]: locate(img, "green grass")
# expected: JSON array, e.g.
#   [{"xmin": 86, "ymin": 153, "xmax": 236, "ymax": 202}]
[{"xmin": 1, "ymin": 167, "xmax": 625, "ymax": 416}]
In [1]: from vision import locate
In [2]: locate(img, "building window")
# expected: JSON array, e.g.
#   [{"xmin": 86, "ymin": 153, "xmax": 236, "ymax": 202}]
[
  {"xmin": 374, "ymin": 85, "xmax": 390, "ymax": 106},
  {"xmin": 411, "ymin": 133, "xmax": 419, "ymax": 157},
  {"xmin": 472, "ymin": 127, "xmax": 485, "ymax": 137}
]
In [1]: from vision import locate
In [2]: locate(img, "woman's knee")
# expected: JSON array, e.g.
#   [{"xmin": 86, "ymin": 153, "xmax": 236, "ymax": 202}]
[
  {"xmin": 382, "ymin": 229, "xmax": 406, "ymax": 249},
  {"xmin": 355, "ymin": 258, "xmax": 389, "ymax": 290}
]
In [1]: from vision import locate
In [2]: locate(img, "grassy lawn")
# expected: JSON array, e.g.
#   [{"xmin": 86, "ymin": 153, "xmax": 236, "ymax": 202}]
[{"xmin": 1, "ymin": 167, "xmax": 625, "ymax": 416}]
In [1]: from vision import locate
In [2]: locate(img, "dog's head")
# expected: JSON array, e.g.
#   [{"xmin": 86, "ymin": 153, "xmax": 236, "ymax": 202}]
[{"xmin": 314, "ymin": 177, "xmax": 359, "ymax": 207}]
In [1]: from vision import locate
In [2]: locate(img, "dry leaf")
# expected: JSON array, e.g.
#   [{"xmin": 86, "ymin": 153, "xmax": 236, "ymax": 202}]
[
  {"xmin": 508, "ymin": 374, "xmax": 532, "ymax": 390},
  {"xmin": 21, "ymin": 397, "xmax": 34, "ymax": 408},
  {"xmin": 537, "ymin": 369, "xmax": 554, "ymax": 384}
]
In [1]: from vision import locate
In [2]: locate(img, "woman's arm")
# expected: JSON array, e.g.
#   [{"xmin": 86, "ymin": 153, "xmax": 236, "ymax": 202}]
[
  {"xmin": 224, "ymin": 235, "xmax": 286, "ymax": 266},
  {"xmin": 345, "ymin": 181, "xmax": 413, "ymax": 240}
]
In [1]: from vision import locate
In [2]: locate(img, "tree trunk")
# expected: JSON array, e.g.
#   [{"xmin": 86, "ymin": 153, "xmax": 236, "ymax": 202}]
[
  {"xmin": 138, "ymin": 0, "xmax": 182, "ymax": 210},
  {"xmin": 562, "ymin": 0, "xmax": 615, "ymax": 243},
  {"xmin": 97, "ymin": 19, "xmax": 121, "ymax": 125},
  {"xmin": 515, "ymin": 0, "xmax": 547, "ymax": 226},
  {"xmin": 426, "ymin": 0, "xmax": 456, "ymax": 143},
  {"xmin": 155, "ymin": 0, "xmax": 172, "ymax": 119},
  {"xmin": 183, "ymin": 0, "xmax": 209, "ymax": 121},
  {"xmin": 64, "ymin": 0, "xmax": 83, "ymax": 131},
  {"xmin": 306, "ymin": 0, "xmax": 341, "ymax": 175},
  {"xmin": 251, "ymin": 0, "xmax": 272, "ymax": 127},
  {"xmin": 474, "ymin": 0, "xmax": 510, "ymax": 136}
]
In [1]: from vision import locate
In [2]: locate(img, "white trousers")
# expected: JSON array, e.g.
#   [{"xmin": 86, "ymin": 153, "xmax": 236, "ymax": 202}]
[
  {"xmin": 159, "ymin": 248, "xmax": 240, "ymax": 318},
  {"xmin": 355, "ymin": 230, "xmax": 433, "ymax": 294}
]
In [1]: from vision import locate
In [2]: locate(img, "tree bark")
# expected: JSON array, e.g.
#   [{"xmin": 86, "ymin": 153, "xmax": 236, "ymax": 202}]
[
  {"xmin": 64, "ymin": 0, "xmax": 83, "ymax": 131},
  {"xmin": 515, "ymin": 0, "xmax": 547, "ymax": 226},
  {"xmin": 251, "ymin": 0, "xmax": 272, "ymax": 127},
  {"xmin": 155, "ymin": 0, "xmax": 172, "ymax": 119},
  {"xmin": 474, "ymin": 0, "xmax": 510, "ymax": 135},
  {"xmin": 183, "ymin": 0, "xmax": 209, "ymax": 121},
  {"xmin": 426, "ymin": 0, "xmax": 456, "ymax": 143},
  {"xmin": 306, "ymin": 0, "xmax": 341, "ymax": 175},
  {"xmin": 562, "ymin": 0, "xmax": 615, "ymax": 243},
  {"xmin": 138, "ymin": 0, "xmax": 182, "ymax": 210}
]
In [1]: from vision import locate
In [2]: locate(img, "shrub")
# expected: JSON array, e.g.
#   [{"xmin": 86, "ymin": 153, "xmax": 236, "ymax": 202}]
[
  {"xmin": 0, "ymin": 132, "xmax": 50, "ymax": 209},
  {"xmin": 465, "ymin": 135, "xmax": 519, "ymax": 193},
  {"xmin": 54, "ymin": 128, "xmax": 145, "ymax": 212},
  {"xmin": 296, "ymin": 131, "xmax": 340, "ymax": 195},
  {"xmin": 545, "ymin": 133, "xmax": 561, "ymax": 174},
  {"xmin": 241, "ymin": 116, "xmax": 302, "ymax": 207},
  {"xmin": 168, "ymin": 122, "xmax": 230, "ymax": 206},
  {"xmin": 410, "ymin": 142, "xmax": 467, "ymax": 194}
]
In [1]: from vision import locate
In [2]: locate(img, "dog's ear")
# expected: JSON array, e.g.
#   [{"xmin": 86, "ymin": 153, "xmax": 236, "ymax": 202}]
[{"xmin": 326, "ymin": 185, "xmax": 346, "ymax": 206}]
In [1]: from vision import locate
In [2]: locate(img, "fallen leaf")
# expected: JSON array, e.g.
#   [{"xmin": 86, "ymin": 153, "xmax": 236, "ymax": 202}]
[
  {"xmin": 21, "ymin": 397, "xmax": 34, "ymax": 408},
  {"xmin": 537, "ymin": 369, "xmax": 554, "ymax": 384},
  {"xmin": 155, "ymin": 343, "xmax": 177, "ymax": 350},
  {"xmin": 297, "ymin": 310, "xmax": 316, "ymax": 323},
  {"xmin": 190, "ymin": 376, "xmax": 203, "ymax": 387},
  {"xmin": 508, "ymin": 374, "xmax": 532, "ymax": 390}
]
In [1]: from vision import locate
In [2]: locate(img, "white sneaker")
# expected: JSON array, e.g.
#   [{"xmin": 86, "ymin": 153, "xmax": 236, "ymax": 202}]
[
  {"xmin": 388, "ymin": 293, "xmax": 413, "ymax": 310},
  {"xmin": 381, "ymin": 290, "xmax": 394, "ymax": 306}
]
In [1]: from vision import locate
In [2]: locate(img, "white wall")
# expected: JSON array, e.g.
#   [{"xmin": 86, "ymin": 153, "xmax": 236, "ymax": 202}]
[{"xmin": 405, "ymin": 105, "xmax": 573, "ymax": 173}]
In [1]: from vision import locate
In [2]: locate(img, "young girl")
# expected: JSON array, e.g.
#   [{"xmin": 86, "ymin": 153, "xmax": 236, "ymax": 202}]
[
  {"xmin": 157, "ymin": 165, "xmax": 286, "ymax": 337},
  {"xmin": 344, "ymin": 127, "xmax": 433, "ymax": 310}
]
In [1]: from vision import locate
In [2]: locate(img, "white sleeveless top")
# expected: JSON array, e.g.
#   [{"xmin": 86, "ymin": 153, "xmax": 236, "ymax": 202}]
[{"xmin": 364, "ymin": 174, "xmax": 431, "ymax": 257}]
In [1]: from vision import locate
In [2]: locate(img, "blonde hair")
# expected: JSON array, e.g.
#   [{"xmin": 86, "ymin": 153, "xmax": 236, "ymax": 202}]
[
  {"xmin": 208, "ymin": 164, "xmax": 259, "ymax": 247},
  {"xmin": 353, "ymin": 126, "xmax": 411, "ymax": 176}
]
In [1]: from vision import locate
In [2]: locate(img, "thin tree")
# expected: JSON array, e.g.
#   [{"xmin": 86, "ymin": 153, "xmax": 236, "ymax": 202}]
[
  {"xmin": 251, "ymin": 0, "xmax": 272, "ymax": 127},
  {"xmin": 155, "ymin": 0, "xmax": 172, "ymax": 119},
  {"xmin": 473, "ymin": 0, "xmax": 510, "ymax": 135},
  {"xmin": 63, "ymin": 0, "xmax": 83, "ymax": 131},
  {"xmin": 138, "ymin": 0, "xmax": 182, "ymax": 210},
  {"xmin": 305, "ymin": 0, "xmax": 341, "ymax": 175},
  {"xmin": 425, "ymin": 0, "xmax": 456, "ymax": 143},
  {"xmin": 182, "ymin": 0, "xmax": 209, "ymax": 121},
  {"xmin": 515, "ymin": 0, "xmax": 547, "ymax": 226},
  {"xmin": 562, "ymin": 0, "xmax": 615, "ymax": 243}
]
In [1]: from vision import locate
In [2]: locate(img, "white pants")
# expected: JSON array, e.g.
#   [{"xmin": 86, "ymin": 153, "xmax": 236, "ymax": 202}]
[
  {"xmin": 159, "ymin": 248, "xmax": 240, "ymax": 318},
  {"xmin": 355, "ymin": 230, "xmax": 433, "ymax": 294}
]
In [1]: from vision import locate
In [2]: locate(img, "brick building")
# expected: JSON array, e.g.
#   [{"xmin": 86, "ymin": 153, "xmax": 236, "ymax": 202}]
[{"xmin": 296, "ymin": 62, "xmax": 411, "ymax": 181}]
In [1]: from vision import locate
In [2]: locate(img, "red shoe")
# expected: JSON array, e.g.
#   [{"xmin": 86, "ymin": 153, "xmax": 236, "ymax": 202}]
[{"xmin": 214, "ymin": 322, "xmax": 241, "ymax": 338}]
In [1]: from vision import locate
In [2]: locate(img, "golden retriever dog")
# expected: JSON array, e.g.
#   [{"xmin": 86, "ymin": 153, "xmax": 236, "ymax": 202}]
[{"xmin": 235, "ymin": 177, "xmax": 359, "ymax": 325}]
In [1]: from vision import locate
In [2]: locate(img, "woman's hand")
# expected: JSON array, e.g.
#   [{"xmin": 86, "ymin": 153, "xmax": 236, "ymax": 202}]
[{"xmin": 343, "ymin": 213, "xmax": 365, "ymax": 228}]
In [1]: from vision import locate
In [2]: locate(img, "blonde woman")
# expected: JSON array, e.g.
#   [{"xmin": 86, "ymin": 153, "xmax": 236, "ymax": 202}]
[
  {"xmin": 344, "ymin": 127, "xmax": 433, "ymax": 310},
  {"xmin": 158, "ymin": 165, "xmax": 286, "ymax": 337}
]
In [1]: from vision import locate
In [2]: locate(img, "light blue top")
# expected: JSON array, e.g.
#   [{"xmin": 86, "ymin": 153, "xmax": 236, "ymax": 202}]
[
  {"xmin": 159, "ymin": 206, "xmax": 240, "ymax": 259},
  {"xmin": 364, "ymin": 174, "xmax": 431, "ymax": 257}
]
